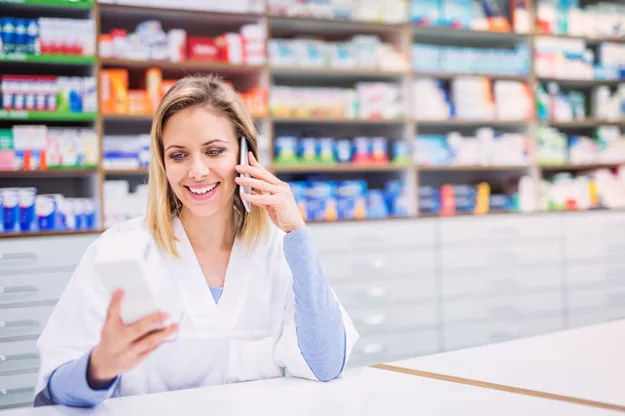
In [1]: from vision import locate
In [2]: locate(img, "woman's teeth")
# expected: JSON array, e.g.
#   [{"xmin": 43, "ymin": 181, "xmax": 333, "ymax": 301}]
[{"xmin": 188, "ymin": 183, "xmax": 217, "ymax": 195}]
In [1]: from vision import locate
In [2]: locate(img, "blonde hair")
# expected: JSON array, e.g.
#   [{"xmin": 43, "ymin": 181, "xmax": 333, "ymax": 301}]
[{"xmin": 146, "ymin": 74, "xmax": 269, "ymax": 257}]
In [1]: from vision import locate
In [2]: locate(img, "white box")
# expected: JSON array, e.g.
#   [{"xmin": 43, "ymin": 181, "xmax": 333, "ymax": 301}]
[{"xmin": 93, "ymin": 229, "xmax": 185, "ymax": 330}]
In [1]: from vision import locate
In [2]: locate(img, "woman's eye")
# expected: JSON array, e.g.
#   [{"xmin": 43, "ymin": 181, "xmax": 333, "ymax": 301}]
[
  {"xmin": 207, "ymin": 149, "xmax": 224, "ymax": 157},
  {"xmin": 169, "ymin": 153, "xmax": 185, "ymax": 161}
]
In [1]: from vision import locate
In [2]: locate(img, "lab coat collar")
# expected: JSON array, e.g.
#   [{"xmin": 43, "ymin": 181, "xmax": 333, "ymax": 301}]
[{"xmin": 168, "ymin": 216, "xmax": 253, "ymax": 332}]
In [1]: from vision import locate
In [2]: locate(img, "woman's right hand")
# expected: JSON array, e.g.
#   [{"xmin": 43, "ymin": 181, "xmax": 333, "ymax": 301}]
[{"xmin": 88, "ymin": 289, "xmax": 179, "ymax": 388}]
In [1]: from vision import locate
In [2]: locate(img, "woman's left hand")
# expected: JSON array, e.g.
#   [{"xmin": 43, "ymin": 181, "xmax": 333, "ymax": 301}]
[{"xmin": 235, "ymin": 152, "xmax": 306, "ymax": 234}]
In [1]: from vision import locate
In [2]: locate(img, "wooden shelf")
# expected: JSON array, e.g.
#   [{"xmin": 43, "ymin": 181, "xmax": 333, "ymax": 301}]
[
  {"xmin": 104, "ymin": 169, "xmax": 149, "ymax": 175},
  {"xmin": 268, "ymin": 14, "xmax": 404, "ymax": 35},
  {"xmin": 542, "ymin": 119, "xmax": 625, "ymax": 128},
  {"xmin": 98, "ymin": 2, "xmax": 263, "ymax": 23},
  {"xmin": 0, "ymin": 169, "xmax": 98, "ymax": 177},
  {"xmin": 271, "ymin": 116, "xmax": 409, "ymax": 125},
  {"xmin": 271, "ymin": 66, "xmax": 407, "ymax": 78},
  {"xmin": 416, "ymin": 119, "xmax": 530, "ymax": 127},
  {"xmin": 100, "ymin": 58, "xmax": 264, "ymax": 74},
  {"xmin": 536, "ymin": 77, "xmax": 624, "ymax": 86},
  {"xmin": 0, "ymin": 229, "xmax": 102, "ymax": 239},
  {"xmin": 272, "ymin": 163, "xmax": 410, "ymax": 173},
  {"xmin": 0, "ymin": 0, "xmax": 93, "ymax": 8},
  {"xmin": 419, "ymin": 165, "xmax": 530, "ymax": 172},
  {"xmin": 413, "ymin": 71, "xmax": 528, "ymax": 81},
  {"xmin": 532, "ymin": 32, "xmax": 625, "ymax": 43},
  {"xmin": 541, "ymin": 163, "xmax": 624, "ymax": 171},
  {"xmin": 412, "ymin": 25, "xmax": 529, "ymax": 42},
  {"xmin": 102, "ymin": 114, "xmax": 153, "ymax": 122}
]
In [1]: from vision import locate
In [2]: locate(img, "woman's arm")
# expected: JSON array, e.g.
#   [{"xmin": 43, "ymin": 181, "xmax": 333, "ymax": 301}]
[
  {"xmin": 282, "ymin": 227, "xmax": 347, "ymax": 381},
  {"xmin": 42, "ymin": 351, "xmax": 118, "ymax": 408}
]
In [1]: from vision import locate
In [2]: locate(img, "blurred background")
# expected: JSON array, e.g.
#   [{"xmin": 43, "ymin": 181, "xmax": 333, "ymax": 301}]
[{"xmin": 0, "ymin": 0, "xmax": 624, "ymax": 410}]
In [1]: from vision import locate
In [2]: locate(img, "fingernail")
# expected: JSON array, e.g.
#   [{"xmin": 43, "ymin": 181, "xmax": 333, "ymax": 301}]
[{"xmin": 161, "ymin": 312, "xmax": 169, "ymax": 320}]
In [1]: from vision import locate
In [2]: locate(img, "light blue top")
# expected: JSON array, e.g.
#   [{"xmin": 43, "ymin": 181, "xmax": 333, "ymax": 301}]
[{"xmin": 37, "ymin": 227, "xmax": 346, "ymax": 408}]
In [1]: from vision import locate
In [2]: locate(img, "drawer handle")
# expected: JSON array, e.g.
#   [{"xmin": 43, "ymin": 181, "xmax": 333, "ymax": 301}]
[
  {"xmin": 0, "ymin": 353, "xmax": 39, "ymax": 363},
  {"xmin": 489, "ymin": 305, "xmax": 521, "ymax": 318},
  {"xmin": 606, "ymin": 268, "xmax": 625, "ymax": 279},
  {"xmin": 365, "ymin": 287, "xmax": 387, "ymax": 298},
  {"xmin": 361, "ymin": 343, "xmax": 385, "ymax": 354},
  {"xmin": 0, "ymin": 252, "xmax": 38, "ymax": 262},
  {"xmin": 363, "ymin": 314, "xmax": 387, "ymax": 326},
  {"xmin": 606, "ymin": 293, "xmax": 625, "ymax": 304},
  {"xmin": 372, "ymin": 259, "xmax": 386, "ymax": 269},
  {"xmin": 489, "ymin": 252, "xmax": 518, "ymax": 263},
  {"xmin": 0, "ymin": 285, "xmax": 38, "ymax": 295},
  {"xmin": 487, "ymin": 226, "xmax": 518, "ymax": 237},
  {"xmin": 0, "ymin": 320, "xmax": 41, "ymax": 330},
  {"xmin": 488, "ymin": 279, "xmax": 520, "ymax": 292},
  {"xmin": 0, "ymin": 386, "xmax": 35, "ymax": 396}
]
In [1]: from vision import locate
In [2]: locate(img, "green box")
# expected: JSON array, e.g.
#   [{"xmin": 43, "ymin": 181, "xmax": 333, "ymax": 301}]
[{"xmin": 0, "ymin": 129, "xmax": 14, "ymax": 150}]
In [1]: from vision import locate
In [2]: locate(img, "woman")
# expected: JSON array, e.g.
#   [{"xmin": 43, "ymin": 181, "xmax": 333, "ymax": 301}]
[{"xmin": 34, "ymin": 75, "xmax": 359, "ymax": 407}]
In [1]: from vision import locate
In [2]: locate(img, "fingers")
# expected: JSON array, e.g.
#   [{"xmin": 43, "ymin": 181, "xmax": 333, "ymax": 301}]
[
  {"xmin": 127, "ymin": 312, "xmax": 169, "ymax": 342},
  {"xmin": 106, "ymin": 289, "xmax": 124, "ymax": 322},
  {"xmin": 236, "ymin": 152, "xmax": 281, "ymax": 185},
  {"xmin": 235, "ymin": 176, "xmax": 281, "ymax": 194},
  {"xmin": 131, "ymin": 324, "xmax": 179, "ymax": 356},
  {"xmin": 240, "ymin": 192, "xmax": 275, "ymax": 207}
]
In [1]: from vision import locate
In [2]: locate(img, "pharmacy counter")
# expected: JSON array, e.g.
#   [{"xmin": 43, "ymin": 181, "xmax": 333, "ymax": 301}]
[
  {"xmin": 380, "ymin": 320, "xmax": 625, "ymax": 411},
  {"xmin": 2, "ymin": 368, "xmax": 616, "ymax": 416}
]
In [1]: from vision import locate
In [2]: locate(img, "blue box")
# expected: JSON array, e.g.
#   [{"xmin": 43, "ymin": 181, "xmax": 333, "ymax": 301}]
[
  {"xmin": 306, "ymin": 181, "xmax": 337, "ymax": 222},
  {"xmin": 336, "ymin": 180, "xmax": 367, "ymax": 220},
  {"xmin": 367, "ymin": 190, "xmax": 389, "ymax": 219}
]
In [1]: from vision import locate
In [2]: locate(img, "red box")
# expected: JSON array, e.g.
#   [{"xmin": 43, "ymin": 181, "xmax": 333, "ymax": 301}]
[{"xmin": 187, "ymin": 37, "xmax": 219, "ymax": 62}]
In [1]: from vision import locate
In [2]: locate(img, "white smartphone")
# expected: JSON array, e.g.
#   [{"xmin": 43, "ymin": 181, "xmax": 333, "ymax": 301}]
[{"xmin": 239, "ymin": 137, "xmax": 252, "ymax": 213}]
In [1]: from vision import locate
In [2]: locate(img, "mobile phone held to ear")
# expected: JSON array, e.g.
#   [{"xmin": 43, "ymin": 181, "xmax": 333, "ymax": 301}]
[{"xmin": 239, "ymin": 137, "xmax": 252, "ymax": 213}]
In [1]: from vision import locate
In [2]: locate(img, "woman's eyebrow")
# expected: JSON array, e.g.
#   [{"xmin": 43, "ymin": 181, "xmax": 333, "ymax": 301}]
[{"xmin": 165, "ymin": 139, "xmax": 229, "ymax": 152}]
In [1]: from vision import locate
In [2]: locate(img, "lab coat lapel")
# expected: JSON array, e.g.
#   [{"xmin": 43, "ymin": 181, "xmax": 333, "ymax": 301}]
[
  {"xmin": 166, "ymin": 217, "xmax": 219, "ymax": 329},
  {"xmin": 217, "ymin": 237, "xmax": 253, "ymax": 329}
]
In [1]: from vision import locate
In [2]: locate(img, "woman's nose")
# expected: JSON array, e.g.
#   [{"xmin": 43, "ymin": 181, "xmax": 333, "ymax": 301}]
[{"xmin": 188, "ymin": 157, "xmax": 210, "ymax": 179}]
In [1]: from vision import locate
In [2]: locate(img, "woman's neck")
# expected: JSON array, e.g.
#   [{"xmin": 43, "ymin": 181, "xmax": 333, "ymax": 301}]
[{"xmin": 179, "ymin": 205, "xmax": 236, "ymax": 252}]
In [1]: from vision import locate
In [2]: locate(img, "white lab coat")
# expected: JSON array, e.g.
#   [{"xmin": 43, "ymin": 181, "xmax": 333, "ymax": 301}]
[{"xmin": 35, "ymin": 216, "xmax": 359, "ymax": 398}]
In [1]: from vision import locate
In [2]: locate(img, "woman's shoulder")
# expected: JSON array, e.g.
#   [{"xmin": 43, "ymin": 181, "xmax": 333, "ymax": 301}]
[{"xmin": 89, "ymin": 217, "xmax": 152, "ymax": 251}]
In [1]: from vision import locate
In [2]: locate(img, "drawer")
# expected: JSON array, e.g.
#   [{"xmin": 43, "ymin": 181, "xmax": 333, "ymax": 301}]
[
  {"xmin": 440, "ymin": 243, "xmax": 559, "ymax": 272},
  {"xmin": 568, "ymin": 307, "xmax": 625, "ymax": 329},
  {"xmin": 333, "ymin": 277, "xmax": 437, "ymax": 309},
  {"xmin": 0, "ymin": 305, "xmax": 55, "ymax": 340},
  {"xmin": 0, "ymin": 372, "xmax": 37, "ymax": 409},
  {"xmin": 0, "ymin": 235, "xmax": 96, "ymax": 272},
  {"xmin": 566, "ymin": 263, "xmax": 625, "ymax": 285},
  {"xmin": 348, "ymin": 304, "xmax": 438, "ymax": 335},
  {"xmin": 0, "ymin": 271, "xmax": 72, "ymax": 306},
  {"xmin": 348, "ymin": 329, "xmax": 439, "ymax": 368},
  {"xmin": 0, "ymin": 341, "xmax": 39, "ymax": 374},
  {"xmin": 564, "ymin": 211, "xmax": 625, "ymax": 237},
  {"xmin": 443, "ymin": 291, "xmax": 563, "ymax": 324},
  {"xmin": 442, "ymin": 266, "xmax": 563, "ymax": 298},
  {"xmin": 567, "ymin": 284, "xmax": 625, "ymax": 310},
  {"xmin": 440, "ymin": 214, "xmax": 562, "ymax": 244},
  {"xmin": 443, "ymin": 316, "xmax": 564, "ymax": 352},
  {"xmin": 322, "ymin": 250, "xmax": 436, "ymax": 280},
  {"xmin": 564, "ymin": 239, "xmax": 625, "ymax": 261},
  {"xmin": 309, "ymin": 219, "xmax": 437, "ymax": 252}
]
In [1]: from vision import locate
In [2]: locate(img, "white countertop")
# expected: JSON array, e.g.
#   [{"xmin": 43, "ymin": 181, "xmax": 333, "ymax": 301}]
[
  {"xmin": 3, "ymin": 367, "xmax": 618, "ymax": 416},
  {"xmin": 388, "ymin": 320, "xmax": 625, "ymax": 409}
]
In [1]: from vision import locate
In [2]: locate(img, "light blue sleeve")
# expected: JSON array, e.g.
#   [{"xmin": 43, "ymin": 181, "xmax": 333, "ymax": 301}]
[
  {"xmin": 47, "ymin": 350, "xmax": 118, "ymax": 408},
  {"xmin": 282, "ymin": 227, "xmax": 347, "ymax": 382}
]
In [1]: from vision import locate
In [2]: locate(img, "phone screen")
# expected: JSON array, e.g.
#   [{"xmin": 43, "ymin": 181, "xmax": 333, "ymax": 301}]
[{"xmin": 239, "ymin": 137, "xmax": 252, "ymax": 213}]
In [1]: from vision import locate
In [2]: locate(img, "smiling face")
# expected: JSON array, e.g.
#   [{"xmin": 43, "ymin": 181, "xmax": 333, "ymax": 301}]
[{"xmin": 162, "ymin": 105, "xmax": 239, "ymax": 218}]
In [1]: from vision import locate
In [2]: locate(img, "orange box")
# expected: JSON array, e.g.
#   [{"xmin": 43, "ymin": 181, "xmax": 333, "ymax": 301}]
[
  {"xmin": 128, "ymin": 90, "xmax": 149, "ymax": 115},
  {"xmin": 146, "ymin": 68, "xmax": 162, "ymax": 114},
  {"xmin": 101, "ymin": 69, "xmax": 129, "ymax": 114}
]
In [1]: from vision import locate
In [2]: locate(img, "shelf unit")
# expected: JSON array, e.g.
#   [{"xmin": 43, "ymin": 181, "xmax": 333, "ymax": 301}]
[{"xmin": 1, "ymin": 0, "xmax": 624, "ymax": 238}]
